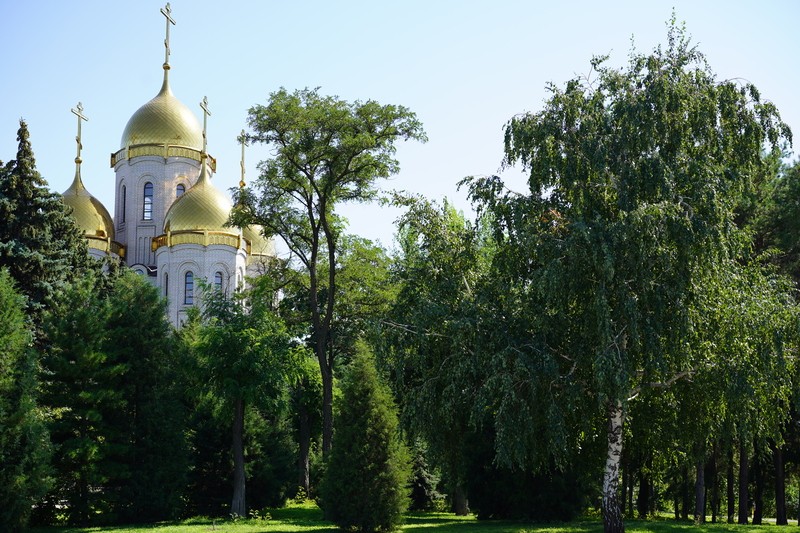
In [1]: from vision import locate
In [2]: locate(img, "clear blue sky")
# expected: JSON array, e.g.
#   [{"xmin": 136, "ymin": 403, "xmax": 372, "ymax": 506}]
[{"xmin": 1, "ymin": 1, "xmax": 798, "ymax": 249}]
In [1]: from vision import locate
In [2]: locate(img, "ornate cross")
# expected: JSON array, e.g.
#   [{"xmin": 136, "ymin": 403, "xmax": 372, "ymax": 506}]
[
  {"xmin": 161, "ymin": 3, "xmax": 176, "ymax": 66},
  {"xmin": 200, "ymin": 96, "xmax": 211, "ymax": 154},
  {"xmin": 71, "ymin": 102, "xmax": 88, "ymax": 163},
  {"xmin": 238, "ymin": 130, "xmax": 246, "ymax": 188}
]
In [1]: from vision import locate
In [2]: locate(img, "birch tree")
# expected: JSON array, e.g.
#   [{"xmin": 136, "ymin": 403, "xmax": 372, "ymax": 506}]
[{"xmin": 463, "ymin": 20, "xmax": 790, "ymax": 533}]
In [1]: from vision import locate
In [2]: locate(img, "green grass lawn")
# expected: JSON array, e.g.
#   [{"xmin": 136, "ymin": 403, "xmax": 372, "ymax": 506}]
[{"xmin": 27, "ymin": 503, "xmax": 791, "ymax": 533}]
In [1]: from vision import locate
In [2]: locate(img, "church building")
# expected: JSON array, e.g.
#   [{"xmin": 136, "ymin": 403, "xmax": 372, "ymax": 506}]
[{"xmin": 60, "ymin": 3, "xmax": 273, "ymax": 326}]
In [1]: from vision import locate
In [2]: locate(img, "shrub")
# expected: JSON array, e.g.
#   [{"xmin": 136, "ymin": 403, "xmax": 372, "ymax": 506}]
[{"xmin": 320, "ymin": 343, "xmax": 410, "ymax": 531}]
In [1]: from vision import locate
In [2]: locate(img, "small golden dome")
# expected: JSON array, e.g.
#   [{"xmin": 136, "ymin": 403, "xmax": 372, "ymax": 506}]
[
  {"xmin": 243, "ymin": 224, "xmax": 275, "ymax": 256},
  {"xmin": 62, "ymin": 169, "xmax": 115, "ymax": 240},
  {"xmin": 163, "ymin": 162, "xmax": 237, "ymax": 233},
  {"xmin": 120, "ymin": 76, "xmax": 203, "ymax": 150}
]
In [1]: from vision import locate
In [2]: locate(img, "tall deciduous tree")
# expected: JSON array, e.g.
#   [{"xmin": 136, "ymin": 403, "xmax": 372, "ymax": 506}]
[
  {"xmin": 462, "ymin": 21, "xmax": 789, "ymax": 533},
  {"xmin": 193, "ymin": 284, "xmax": 294, "ymax": 517},
  {"xmin": 756, "ymin": 159, "xmax": 800, "ymax": 281},
  {"xmin": 0, "ymin": 269, "xmax": 52, "ymax": 533},
  {"xmin": 232, "ymin": 87, "xmax": 426, "ymax": 455},
  {"xmin": 381, "ymin": 196, "xmax": 490, "ymax": 515}
]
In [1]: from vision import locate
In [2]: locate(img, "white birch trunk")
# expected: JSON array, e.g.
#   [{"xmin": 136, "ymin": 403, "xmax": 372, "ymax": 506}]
[{"xmin": 602, "ymin": 400, "xmax": 625, "ymax": 533}]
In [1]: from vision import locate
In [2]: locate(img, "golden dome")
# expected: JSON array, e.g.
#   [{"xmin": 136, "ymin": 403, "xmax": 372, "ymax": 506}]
[
  {"xmin": 120, "ymin": 75, "xmax": 203, "ymax": 150},
  {"xmin": 62, "ymin": 169, "xmax": 115, "ymax": 240},
  {"xmin": 163, "ymin": 161, "xmax": 237, "ymax": 233},
  {"xmin": 243, "ymin": 224, "xmax": 275, "ymax": 256}
]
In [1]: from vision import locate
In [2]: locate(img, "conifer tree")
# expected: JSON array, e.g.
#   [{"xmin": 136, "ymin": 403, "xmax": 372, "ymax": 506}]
[
  {"xmin": 39, "ymin": 271, "xmax": 114, "ymax": 525},
  {"xmin": 0, "ymin": 120, "xmax": 91, "ymax": 327},
  {"xmin": 39, "ymin": 270, "xmax": 187, "ymax": 525},
  {"xmin": 321, "ymin": 343, "xmax": 410, "ymax": 532},
  {"xmin": 0, "ymin": 269, "xmax": 52, "ymax": 532}
]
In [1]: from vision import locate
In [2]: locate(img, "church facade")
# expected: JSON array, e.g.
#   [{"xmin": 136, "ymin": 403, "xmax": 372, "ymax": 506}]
[{"xmin": 61, "ymin": 3, "xmax": 273, "ymax": 327}]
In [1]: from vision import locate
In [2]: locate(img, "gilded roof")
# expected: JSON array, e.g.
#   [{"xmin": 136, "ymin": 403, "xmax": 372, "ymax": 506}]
[
  {"xmin": 120, "ymin": 75, "xmax": 203, "ymax": 150},
  {"xmin": 243, "ymin": 224, "xmax": 275, "ymax": 256},
  {"xmin": 163, "ymin": 162, "xmax": 238, "ymax": 234},
  {"xmin": 62, "ymin": 169, "xmax": 115, "ymax": 240}
]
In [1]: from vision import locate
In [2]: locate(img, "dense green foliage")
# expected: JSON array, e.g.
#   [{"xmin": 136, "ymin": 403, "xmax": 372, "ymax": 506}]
[
  {"xmin": 38, "ymin": 270, "xmax": 186, "ymax": 525},
  {"xmin": 0, "ymin": 120, "xmax": 91, "ymax": 327},
  {"xmin": 0, "ymin": 270, "xmax": 52, "ymax": 533},
  {"xmin": 321, "ymin": 344, "xmax": 411, "ymax": 531},
  {"xmin": 457, "ymin": 21, "xmax": 793, "ymax": 533},
  {"xmin": 7, "ymin": 20, "xmax": 800, "ymax": 532},
  {"xmin": 191, "ymin": 283, "xmax": 296, "ymax": 517},
  {"xmin": 233, "ymin": 87, "xmax": 426, "ymax": 455}
]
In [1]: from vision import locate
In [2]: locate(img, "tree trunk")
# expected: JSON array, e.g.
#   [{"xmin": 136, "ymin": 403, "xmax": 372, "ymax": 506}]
[
  {"xmin": 710, "ymin": 448, "xmax": 719, "ymax": 523},
  {"xmin": 680, "ymin": 467, "xmax": 690, "ymax": 520},
  {"xmin": 231, "ymin": 397, "xmax": 246, "ymax": 518},
  {"xmin": 726, "ymin": 447, "xmax": 735, "ymax": 523},
  {"xmin": 737, "ymin": 443, "xmax": 749, "ymax": 525},
  {"xmin": 752, "ymin": 451, "xmax": 763, "ymax": 525},
  {"xmin": 298, "ymin": 397, "xmax": 311, "ymax": 494},
  {"xmin": 694, "ymin": 460, "xmax": 705, "ymax": 523},
  {"xmin": 626, "ymin": 466, "xmax": 634, "ymax": 518},
  {"xmin": 621, "ymin": 459, "xmax": 627, "ymax": 517},
  {"xmin": 320, "ymin": 361, "xmax": 333, "ymax": 456},
  {"xmin": 602, "ymin": 401, "xmax": 625, "ymax": 533},
  {"xmin": 452, "ymin": 484, "xmax": 469, "ymax": 516},
  {"xmin": 637, "ymin": 471, "xmax": 649, "ymax": 519},
  {"xmin": 775, "ymin": 444, "xmax": 787, "ymax": 525}
]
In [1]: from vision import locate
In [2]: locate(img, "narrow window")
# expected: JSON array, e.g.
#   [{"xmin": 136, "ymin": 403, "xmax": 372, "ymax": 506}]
[
  {"xmin": 184, "ymin": 271, "xmax": 194, "ymax": 305},
  {"xmin": 164, "ymin": 272, "xmax": 169, "ymax": 297},
  {"xmin": 214, "ymin": 271, "xmax": 223, "ymax": 291},
  {"xmin": 143, "ymin": 182, "xmax": 153, "ymax": 220},
  {"xmin": 121, "ymin": 185, "xmax": 127, "ymax": 223},
  {"xmin": 176, "ymin": 183, "xmax": 185, "ymax": 198}
]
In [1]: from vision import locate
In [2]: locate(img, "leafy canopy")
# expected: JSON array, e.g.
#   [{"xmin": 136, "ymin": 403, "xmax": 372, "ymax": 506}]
[{"xmin": 461, "ymin": 19, "xmax": 791, "ymax": 468}]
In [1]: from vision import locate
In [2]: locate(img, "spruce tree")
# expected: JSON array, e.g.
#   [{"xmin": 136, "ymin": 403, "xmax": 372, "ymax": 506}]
[
  {"xmin": 39, "ymin": 271, "xmax": 114, "ymax": 525},
  {"xmin": 39, "ymin": 270, "xmax": 188, "ymax": 525},
  {"xmin": 105, "ymin": 271, "xmax": 187, "ymax": 523},
  {"xmin": 0, "ymin": 269, "xmax": 52, "ymax": 532},
  {"xmin": 0, "ymin": 120, "xmax": 91, "ymax": 327},
  {"xmin": 321, "ymin": 343, "xmax": 410, "ymax": 532}
]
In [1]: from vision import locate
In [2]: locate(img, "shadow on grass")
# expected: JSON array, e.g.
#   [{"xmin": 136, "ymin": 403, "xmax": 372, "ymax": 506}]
[{"xmin": 402, "ymin": 513, "xmax": 603, "ymax": 533}]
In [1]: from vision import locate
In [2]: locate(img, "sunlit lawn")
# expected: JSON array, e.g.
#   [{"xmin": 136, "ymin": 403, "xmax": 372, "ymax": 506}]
[{"xmin": 28, "ymin": 502, "xmax": 791, "ymax": 533}]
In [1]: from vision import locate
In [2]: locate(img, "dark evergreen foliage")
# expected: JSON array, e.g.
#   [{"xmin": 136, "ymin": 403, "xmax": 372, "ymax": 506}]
[
  {"xmin": 105, "ymin": 272, "xmax": 188, "ymax": 523},
  {"xmin": 0, "ymin": 269, "xmax": 52, "ymax": 533},
  {"xmin": 0, "ymin": 120, "xmax": 91, "ymax": 327},
  {"xmin": 38, "ymin": 270, "xmax": 186, "ymax": 525},
  {"xmin": 321, "ymin": 343, "xmax": 410, "ymax": 532},
  {"xmin": 408, "ymin": 441, "xmax": 443, "ymax": 512}
]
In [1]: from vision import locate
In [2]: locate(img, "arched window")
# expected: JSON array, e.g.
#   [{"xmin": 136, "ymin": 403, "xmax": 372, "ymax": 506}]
[
  {"xmin": 176, "ymin": 183, "xmax": 185, "ymax": 197},
  {"xmin": 143, "ymin": 182, "xmax": 153, "ymax": 220},
  {"xmin": 121, "ymin": 185, "xmax": 126, "ymax": 223},
  {"xmin": 184, "ymin": 271, "xmax": 194, "ymax": 305},
  {"xmin": 214, "ymin": 271, "xmax": 223, "ymax": 291},
  {"xmin": 164, "ymin": 272, "xmax": 169, "ymax": 297}
]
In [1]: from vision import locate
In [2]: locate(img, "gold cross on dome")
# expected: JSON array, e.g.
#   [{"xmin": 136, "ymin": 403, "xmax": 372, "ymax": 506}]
[
  {"xmin": 238, "ymin": 130, "xmax": 246, "ymax": 188},
  {"xmin": 200, "ymin": 96, "xmax": 211, "ymax": 154},
  {"xmin": 71, "ymin": 102, "xmax": 88, "ymax": 162},
  {"xmin": 161, "ymin": 3, "xmax": 176, "ymax": 66}
]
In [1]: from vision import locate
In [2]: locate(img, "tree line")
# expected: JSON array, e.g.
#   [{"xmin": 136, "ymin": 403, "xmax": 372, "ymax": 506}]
[{"xmin": 2, "ymin": 20, "xmax": 800, "ymax": 533}]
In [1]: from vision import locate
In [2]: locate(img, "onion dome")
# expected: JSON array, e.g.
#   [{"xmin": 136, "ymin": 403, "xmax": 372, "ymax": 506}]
[
  {"xmin": 163, "ymin": 160, "xmax": 237, "ymax": 233},
  {"xmin": 243, "ymin": 224, "xmax": 275, "ymax": 257},
  {"xmin": 120, "ymin": 76, "xmax": 203, "ymax": 150},
  {"xmin": 62, "ymin": 168, "xmax": 115, "ymax": 240}
]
